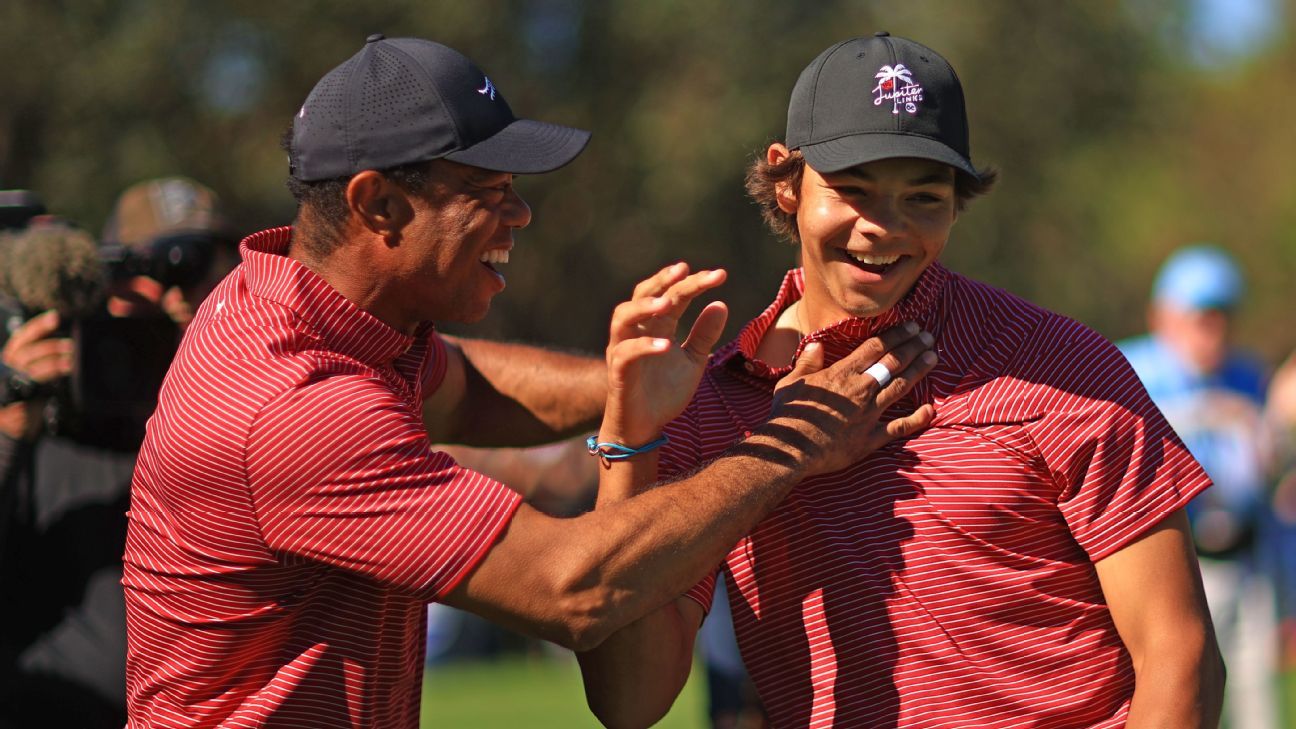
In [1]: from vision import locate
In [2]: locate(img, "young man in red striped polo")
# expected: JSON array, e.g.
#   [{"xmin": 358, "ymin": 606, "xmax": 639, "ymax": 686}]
[
  {"xmin": 579, "ymin": 33, "xmax": 1225, "ymax": 728},
  {"xmin": 121, "ymin": 35, "xmax": 940, "ymax": 727}
]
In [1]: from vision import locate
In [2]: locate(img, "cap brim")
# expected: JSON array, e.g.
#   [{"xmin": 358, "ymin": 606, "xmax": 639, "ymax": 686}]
[
  {"xmin": 445, "ymin": 119, "xmax": 591, "ymax": 174},
  {"xmin": 800, "ymin": 133, "xmax": 979, "ymax": 180}
]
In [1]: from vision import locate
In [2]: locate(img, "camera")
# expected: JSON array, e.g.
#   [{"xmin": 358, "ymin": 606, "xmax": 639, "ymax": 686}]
[
  {"xmin": 0, "ymin": 192, "xmax": 185, "ymax": 449},
  {"xmin": 99, "ymin": 233, "xmax": 217, "ymax": 290}
]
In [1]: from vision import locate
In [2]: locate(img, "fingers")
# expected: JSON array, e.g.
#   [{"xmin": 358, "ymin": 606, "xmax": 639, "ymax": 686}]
[
  {"xmin": 611, "ymin": 267, "xmax": 728, "ymax": 348},
  {"xmin": 632, "ymin": 262, "xmax": 690, "ymax": 300},
  {"xmin": 655, "ymin": 269, "xmax": 727, "ymax": 321},
  {"xmin": 679, "ymin": 301, "xmax": 728, "ymax": 360},
  {"xmin": 17, "ymin": 343, "xmax": 74, "ymax": 382},
  {"xmin": 606, "ymin": 336, "xmax": 672, "ymax": 375},
  {"xmin": 838, "ymin": 321, "xmax": 922, "ymax": 375},
  {"xmin": 875, "ymin": 348, "xmax": 938, "ymax": 411},
  {"xmin": 608, "ymin": 296, "xmax": 673, "ymax": 344},
  {"xmin": 2, "ymin": 312, "xmax": 74, "ymax": 383},
  {"xmin": 3, "ymin": 310, "xmax": 61, "ymax": 355}
]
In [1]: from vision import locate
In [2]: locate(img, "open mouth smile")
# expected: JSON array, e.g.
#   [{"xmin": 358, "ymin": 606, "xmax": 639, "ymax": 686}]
[
  {"xmin": 841, "ymin": 249, "xmax": 902, "ymax": 275},
  {"xmin": 479, "ymin": 248, "xmax": 509, "ymax": 272}
]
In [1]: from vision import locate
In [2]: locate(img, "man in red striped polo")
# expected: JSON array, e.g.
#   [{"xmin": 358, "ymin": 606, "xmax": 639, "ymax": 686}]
[
  {"xmin": 578, "ymin": 33, "xmax": 1225, "ymax": 728},
  {"xmin": 122, "ymin": 35, "xmax": 940, "ymax": 727}
]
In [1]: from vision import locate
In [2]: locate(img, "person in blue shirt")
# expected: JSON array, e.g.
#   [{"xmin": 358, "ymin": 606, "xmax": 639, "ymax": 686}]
[{"xmin": 1119, "ymin": 244, "xmax": 1278, "ymax": 729}]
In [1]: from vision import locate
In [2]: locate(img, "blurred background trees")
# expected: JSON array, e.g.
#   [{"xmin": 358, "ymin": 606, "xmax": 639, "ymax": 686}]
[{"xmin": 1, "ymin": 0, "xmax": 1292, "ymax": 361}]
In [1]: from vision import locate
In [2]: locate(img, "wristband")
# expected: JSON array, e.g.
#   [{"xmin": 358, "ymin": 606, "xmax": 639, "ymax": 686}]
[{"xmin": 586, "ymin": 434, "xmax": 669, "ymax": 463}]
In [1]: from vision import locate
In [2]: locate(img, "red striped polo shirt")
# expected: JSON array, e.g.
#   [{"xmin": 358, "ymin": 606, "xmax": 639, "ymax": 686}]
[
  {"xmin": 122, "ymin": 227, "xmax": 522, "ymax": 728},
  {"xmin": 666, "ymin": 264, "xmax": 1210, "ymax": 728}
]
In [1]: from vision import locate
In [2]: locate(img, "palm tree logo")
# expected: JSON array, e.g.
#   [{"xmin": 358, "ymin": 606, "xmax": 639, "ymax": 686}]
[{"xmin": 872, "ymin": 64, "xmax": 921, "ymax": 114}]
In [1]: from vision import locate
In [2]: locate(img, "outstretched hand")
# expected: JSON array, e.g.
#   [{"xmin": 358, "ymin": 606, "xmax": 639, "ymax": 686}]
[
  {"xmin": 603, "ymin": 262, "xmax": 729, "ymax": 445},
  {"xmin": 767, "ymin": 322, "xmax": 938, "ymax": 476}
]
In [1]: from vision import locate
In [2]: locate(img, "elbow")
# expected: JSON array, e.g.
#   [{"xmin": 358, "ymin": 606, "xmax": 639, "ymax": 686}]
[
  {"xmin": 552, "ymin": 587, "xmax": 621, "ymax": 652},
  {"xmin": 560, "ymin": 613, "xmax": 616, "ymax": 653},
  {"xmin": 544, "ymin": 557, "xmax": 622, "ymax": 652},
  {"xmin": 1202, "ymin": 637, "xmax": 1227, "ymax": 714},
  {"xmin": 588, "ymin": 701, "xmax": 669, "ymax": 729}
]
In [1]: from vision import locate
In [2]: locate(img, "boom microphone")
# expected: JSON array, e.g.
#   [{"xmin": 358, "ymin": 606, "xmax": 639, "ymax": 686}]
[{"xmin": 0, "ymin": 220, "xmax": 107, "ymax": 319}]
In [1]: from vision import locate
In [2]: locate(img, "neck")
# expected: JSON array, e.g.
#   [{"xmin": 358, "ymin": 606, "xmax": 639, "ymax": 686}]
[{"xmin": 288, "ymin": 228, "xmax": 417, "ymax": 335}]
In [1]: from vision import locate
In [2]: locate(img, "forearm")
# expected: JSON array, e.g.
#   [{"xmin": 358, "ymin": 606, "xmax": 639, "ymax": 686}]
[
  {"xmin": 578, "ymin": 597, "xmax": 699, "ymax": 729},
  {"xmin": 1097, "ymin": 511, "xmax": 1225, "ymax": 729},
  {"xmin": 578, "ymin": 436, "xmax": 695, "ymax": 726},
  {"xmin": 452, "ymin": 335, "xmax": 606, "ymax": 445},
  {"xmin": 568, "ymin": 422, "xmax": 803, "ymax": 642},
  {"xmin": 449, "ymin": 420, "xmax": 805, "ymax": 651},
  {"xmin": 1124, "ymin": 635, "xmax": 1224, "ymax": 728}
]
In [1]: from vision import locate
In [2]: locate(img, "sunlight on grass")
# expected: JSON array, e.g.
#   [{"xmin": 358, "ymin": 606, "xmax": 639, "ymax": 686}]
[{"xmin": 422, "ymin": 655, "xmax": 707, "ymax": 728}]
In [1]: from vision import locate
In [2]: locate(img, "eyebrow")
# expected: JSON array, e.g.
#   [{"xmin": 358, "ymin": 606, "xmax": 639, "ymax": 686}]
[
  {"xmin": 465, "ymin": 170, "xmax": 511, "ymax": 184},
  {"xmin": 829, "ymin": 168, "xmax": 954, "ymax": 187}
]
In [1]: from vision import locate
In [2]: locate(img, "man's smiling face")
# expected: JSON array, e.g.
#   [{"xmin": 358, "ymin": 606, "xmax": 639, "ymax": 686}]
[{"xmin": 776, "ymin": 148, "xmax": 958, "ymax": 329}]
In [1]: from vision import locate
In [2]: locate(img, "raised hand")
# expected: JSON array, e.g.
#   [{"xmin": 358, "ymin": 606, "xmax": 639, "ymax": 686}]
[
  {"xmin": 603, "ymin": 262, "xmax": 729, "ymax": 445},
  {"xmin": 765, "ymin": 322, "xmax": 938, "ymax": 476}
]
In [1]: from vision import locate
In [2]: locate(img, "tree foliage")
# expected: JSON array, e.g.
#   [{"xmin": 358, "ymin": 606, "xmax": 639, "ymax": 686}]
[{"xmin": 1, "ymin": 0, "xmax": 1292, "ymax": 361}]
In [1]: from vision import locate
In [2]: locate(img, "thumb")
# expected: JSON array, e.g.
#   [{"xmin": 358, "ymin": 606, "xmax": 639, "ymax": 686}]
[
  {"xmin": 776, "ymin": 342, "xmax": 824, "ymax": 393},
  {"xmin": 789, "ymin": 341, "xmax": 824, "ymax": 380},
  {"xmin": 680, "ymin": 301, "xmax": 729, "ymax": 360},
  {"xmin": 883, "ymin": 403, "xmax": 936, "ymax": 439}
]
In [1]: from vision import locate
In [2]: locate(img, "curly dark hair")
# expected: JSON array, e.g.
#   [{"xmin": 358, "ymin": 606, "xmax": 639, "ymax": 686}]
[
  {"xmin": 279, "ymin": 124, "xmax": 437, "ymax": 259},
  {"xmin": 744, "ymin": 148, "xmax": 999, "ymax": 244}
]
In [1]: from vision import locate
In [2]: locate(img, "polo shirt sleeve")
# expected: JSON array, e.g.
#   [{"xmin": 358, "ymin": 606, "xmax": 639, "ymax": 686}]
[
  {"xmin": 246, "ymin": 372, "xmax": 522, "ymax": 601},
  {"xmin": 1024, "ymin": 317, "xmax": 1211, "ymax": 561},
  {"xmin": 659, "ymin": 403, "xmax": 719, "ymax": 612}
]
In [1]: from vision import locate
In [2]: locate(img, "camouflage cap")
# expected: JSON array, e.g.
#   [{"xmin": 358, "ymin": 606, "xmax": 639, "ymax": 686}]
[{"xmin": 100, "ymin": 177, "xmax": 231, "ymax": 249}]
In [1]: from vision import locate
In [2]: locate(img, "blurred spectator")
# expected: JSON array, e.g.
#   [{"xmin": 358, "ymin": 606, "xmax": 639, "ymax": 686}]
[
  {"xmin": 1118, "ymin": 244, "xmax": 1279, "ymax": 729},
  {"xmin": 0, "ymin": 178, "xmax": 236, "ymax": 728},
  {"xmin": 699, "ymin": 574, "xmax": 767, "ymax": 729},
  {"xmin": 1265, "ymin": 351, "xmax": 1296, "ymax": 671}
]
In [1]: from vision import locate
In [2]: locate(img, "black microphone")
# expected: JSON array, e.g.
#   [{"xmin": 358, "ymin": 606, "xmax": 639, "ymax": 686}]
[{"xmin": 0, "ymin": 220, "xmax": 107, "ymax": 320}]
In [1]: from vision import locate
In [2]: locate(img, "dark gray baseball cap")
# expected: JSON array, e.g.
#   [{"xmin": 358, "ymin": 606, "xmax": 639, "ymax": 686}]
[
  {"xmin": 786, "ymin": 32, "xmax": 979, "ymax": 180},
  {"xmin": 290, "ymin": 34, "xmax": 591, "ymax": 180}
]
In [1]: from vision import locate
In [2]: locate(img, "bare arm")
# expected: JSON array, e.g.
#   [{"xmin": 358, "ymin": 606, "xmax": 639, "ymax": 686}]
[
  {"xmin": 422, "ymin": 335, "xmax": 605, "ymax": 447},
  {"xmin": 1095, "ymin": 509, "xmax": 1225, "ymax": 728},
  {"xmin": 570, "ymin": 265, "xmax": 937, "ymax": 727}
]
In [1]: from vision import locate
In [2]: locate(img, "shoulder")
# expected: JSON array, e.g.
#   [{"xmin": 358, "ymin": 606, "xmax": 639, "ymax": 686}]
[{"xmin": 944, "ymin": 274, "xmax": 1142, "ymax": 406}]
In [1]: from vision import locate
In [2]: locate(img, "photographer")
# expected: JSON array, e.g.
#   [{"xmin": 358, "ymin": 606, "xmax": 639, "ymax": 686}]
[{"xmin": 0, "ymin": 179, "xmax": 235, "ymax": 728}]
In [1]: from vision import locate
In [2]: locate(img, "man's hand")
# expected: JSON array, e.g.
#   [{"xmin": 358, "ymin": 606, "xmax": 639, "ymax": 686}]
[
  {"xmin": 0, "ymin": 310, "xmax": 72, "ymax": 440},
  {"xmin": 3, "ymin": 310, "xmax": 73, "ymax": 383},
  {"xmin": 603, "ymin": 262, "xmax": 729, "ymax": 445},
  {"xmin": 765, "ymin": 322, "xmax": 937, "ymax": 476}
]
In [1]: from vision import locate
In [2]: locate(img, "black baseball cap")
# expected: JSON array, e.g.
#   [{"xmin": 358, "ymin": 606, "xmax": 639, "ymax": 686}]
[
  {"xmin": 786, "ymin": 32, "xmax": 979, "ymax": 180},
  {"xmin": 290, "ymin": 34, "xmax": 591, "ymax": 181}
]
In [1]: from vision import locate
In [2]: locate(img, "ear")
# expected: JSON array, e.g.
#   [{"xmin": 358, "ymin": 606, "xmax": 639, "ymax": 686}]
[
  {"xmin": 767, "ymin": 143, "xmax": 799, "ymax": 214},
  {"xmin": 346, "ymin": 171, "xmax": 414, "ymax": 241}
]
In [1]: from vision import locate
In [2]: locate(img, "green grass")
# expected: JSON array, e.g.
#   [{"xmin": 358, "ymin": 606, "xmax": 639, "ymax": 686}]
[
  {"xmin": 424, "ymin": 656, "xmax": 1296, "ymax": 728},
  {"xmin": 422, "ymin": 654, "xmax": 707, "ymax": 728}
]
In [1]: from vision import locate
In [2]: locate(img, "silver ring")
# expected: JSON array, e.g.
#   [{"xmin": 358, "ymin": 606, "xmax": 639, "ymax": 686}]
[{"xmin": 864, "ymin": 360, "xmax": 893, "ymax": 388}]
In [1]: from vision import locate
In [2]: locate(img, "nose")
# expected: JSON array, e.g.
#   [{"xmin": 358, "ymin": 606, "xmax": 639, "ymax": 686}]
[
  {"xmin": 504, "ymin": 186, "xmax": 532, "ymax": 229},
  {"xmin": 855, "ymin": 198, "xmax": 903, "ymax": 239}
]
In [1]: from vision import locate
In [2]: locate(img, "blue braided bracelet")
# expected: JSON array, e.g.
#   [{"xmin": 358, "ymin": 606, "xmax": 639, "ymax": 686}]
[{"xmin": 586, "ymin": 434, "xmax": 669, "ymax": 461}]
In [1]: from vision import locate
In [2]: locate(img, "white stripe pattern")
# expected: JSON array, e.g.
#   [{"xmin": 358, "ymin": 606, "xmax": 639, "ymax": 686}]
[
  {"xmin": 667, "ymin": 264, "xmax": 1209, "ymax": 728},
  {"xmin": 123, "ymin": 228, "xmax": 521, "ymax": 727}
]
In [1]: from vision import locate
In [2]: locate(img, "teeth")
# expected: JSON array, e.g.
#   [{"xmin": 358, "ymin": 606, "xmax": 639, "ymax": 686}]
[
  {"xmin": 480, "ymin": 249, "xmax": 510, "ymax": 265},
  {"xmin": 846, "ymin": 251, "xmax": 900, "ymax": 265}
]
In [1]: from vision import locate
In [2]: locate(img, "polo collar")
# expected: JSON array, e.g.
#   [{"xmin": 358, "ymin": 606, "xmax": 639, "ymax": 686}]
[
  {"xmin": 240, "ymin": 227, "xmax": 429, "ymax": 367},
  {"xmin": 718, "ymin": 262, "xmax": 948, "ymax": 378}
]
